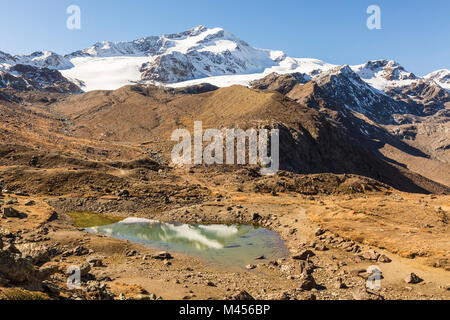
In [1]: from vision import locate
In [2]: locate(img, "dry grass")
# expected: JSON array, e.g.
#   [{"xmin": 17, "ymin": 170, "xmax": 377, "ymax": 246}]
[
  {"xmin": 0, "ymin": 288, "xmax": 50, "ymax": 300},
  {"xmin": 307, "ymin": 193, "xmax": 450, "ymax": 269}
]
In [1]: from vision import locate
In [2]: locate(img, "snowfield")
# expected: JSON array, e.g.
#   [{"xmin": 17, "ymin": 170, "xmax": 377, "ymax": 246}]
[
  {"xmin": 61, "ymin": 56, "xmax": 153, "ymax": 92},
  {"xmin": 167, "ymin": 58, "xmax": 334, "ymax": 88},
  {"xmin": 425, "ymin": 69, "xmax": 450, "ymax": 91},
  {"xmin": 1, "ymin": 25, "xmax": 449, "ymax": 94}
]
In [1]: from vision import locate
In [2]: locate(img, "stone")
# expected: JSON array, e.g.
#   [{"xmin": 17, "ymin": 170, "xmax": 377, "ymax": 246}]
[
  {"xmin": 278, "ymin": 292, "xmax": 290, "ymax": 300},
  {"xmin": 352, "ymin": 288, "xmax": 384, "ymax": 300},
  {"xmin": 292, "ymin": 249, "xmax": 315, "ymax": 261},
  {"xmin": 360, "ymin": 249, "xmax": 380, "ymax": 261},
  {"xmin": 39, "ymin": 265, "xmax": 59, "ymax": 279},
  {"xmin": 84, "ymin": 280, "xmax": 114, "ymax": 300},
  {"xmin": 89, "ymin": 258, "xmax": 105, "ymax": 267},
  {"xmin": 299, "ymin": 261, "xmax": 315, "ymax": 275},
  {"xmin": 405, "ymin": 273, "xmax": 423, "ymax": 284},
  {"xmin": 252, "ymin": 213, "xmax": 262, "ymax": 222},
  {"xmin": 350, "ymin": 268, "xmax": 366, "ymax": 277},
  {"xmin": 5, "ymin": 198, "xmax": 18, "ymax": 205},
  {"xmin": 73, "ymin": 246, "xmax": 89, "ymax": 256},
  {"xmin": 315, "ymin": 228, "xmax": 325, "ymax": 236},
  {"xmin": 246, "ymin": 264, "xmax": 256, "ymax": 270},
  {"xmin": 152, "ymin": 251, "xmax": 173, "ymax": 260},
  {"xmin": 2, "ymin": 207, "xmax": 27, "ymax": 219},
  {"xmin": 315, "ymin": 244, "xmax": 328, "ymax": 251},
  {"xmin": 298, "ymin": 273, "xmax": 317, "ymax": 291},
  {"xmin": 307, "ymin": 241, "xmax": 317, "ymax": 248},
  {"xmin": 4, "ymin": 243, "xmax": 21, "ymax": 255},
  {"xmin": 0, "ymin": 249, "xmax": 37, "ymax": 284},
  {"xmin": 163, "ymin": 260, "xmax": 172, "ymax": 266},
  {"xmin": 335, "ymin": 278, "xmax": 348, "ymax": 289},
  {"xmin": 268, "ymin": 260, "xmax": 278, "ymax": 267},
  {"xmin": 42, "ymin": 281, "xmax": 61, "ymax": 295},
  {"xmin": 80, "ymin": 262, "xmax": 92, "ymax": 277},
  {"xmin": 233, "ymin": 290, "xmax": 255, "ymax": 300},
  {"xmin": 377, "ymin": 254, "xmax": 392, "ymax": 263},
  {"xmin": 16, "ymin": 243, "xmax": 50, "ymax": 265}
]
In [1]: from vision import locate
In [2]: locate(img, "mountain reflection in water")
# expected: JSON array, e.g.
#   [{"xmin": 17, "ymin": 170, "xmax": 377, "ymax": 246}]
[{"xmin": 86, "ymin": 217, "xmax": 288, "ymax": 268}]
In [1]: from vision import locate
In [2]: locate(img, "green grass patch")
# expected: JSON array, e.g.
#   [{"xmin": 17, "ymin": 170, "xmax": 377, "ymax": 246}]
[{"xmin": 69, "ymin": 211, "xmax": 124, "ymax": 228}]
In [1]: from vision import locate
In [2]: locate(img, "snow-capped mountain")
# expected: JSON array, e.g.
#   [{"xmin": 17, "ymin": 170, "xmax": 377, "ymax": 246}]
[
  {"xmin": 0, "ymin": 63, "xmax": 80, "ymax": 93},
  {"xmin": 61, "ymin": 25, "xmax": 284, "ymax": 90},
  {"xmin": 304, "ymin": 65, "xmax": 421, "ymax": 123},
  {"xmin": 425, "ymin": 69, "xmax": 450, "ymax": 91},
  {"xmin": 349, "ymin": 60, "xmax": 449, "ymax": 113},
  {"xmin": 16, "ymin": 51, "xmax": 73, "ymax": 70},
  {"xmin": 0, "ymin": 51, "xmax": 72, "ymax": 69},
  {"xmin": 0, "ymin": 50, "xmax": 77, "ymax": 92},
  {"xmin": 0, "ymin": 25, "xmax": 448, "ymax": 102},
  {"xmin": 0, "ymin": 50, "xmax": 16, "ymax": 64},
  {"xmin": 350, "ymin": 60, "xmax": 417, "ymax": 91}
]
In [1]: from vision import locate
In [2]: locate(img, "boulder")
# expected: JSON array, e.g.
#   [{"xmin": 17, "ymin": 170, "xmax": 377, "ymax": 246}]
[
  {"xmin": 233, "ymin": 290, "xmax": 255, "ymax": 300},
  {"xmin": 89, "ymin": 258, "xmax": 105, "ymax": 267},
  {"xmin": 315, "ymin": 244, "xmax": 328, "ymax": 251},
  {"xmin": 292, "ymin": 249, "xmax": 315, "ymax": 261},
  {"xmin": 299, "ymin": 272, "xmax": 317, "ymax": 291},
  {"xmin": 252, "ymin": 213, "xmax": 262, "ymax": 222},
  {"xmin": 80, "ymin": 263, "xmax": 92, "ymax": 277},
  {"xmin": 38, "ymin": 264, "xmax": 59, "ymax": 279},
  {"xmin": 360, "ymin": 249, "xmax": 380, "ymax": 261},
  {"xmin": 377, "ymin": 254, "xmax": 392, "ymax": 263},
  {"xmin": 152, "ymin": 251, "xmax": 173, "ymax": 260},
  {"xmin": 2, "ymin": 207, "xmax": 27, "ymax": 219},
  {"xmin": 314, "ymin": 228, "xmax": 325, "ymax": 236},
  {"xmin": 16, "ymin": 243, "xmax": 50, "ymax": 265},
  {"xmin": 0, "ymin": 249, "xmax": 37, "ymax": 284},
  {"xmin": 405, "ymin": 273, "xmax": 423, "ymax": 284},
  {"xmin": 72, "ymin": 246, "xmax": 89, "ymax": 256}
]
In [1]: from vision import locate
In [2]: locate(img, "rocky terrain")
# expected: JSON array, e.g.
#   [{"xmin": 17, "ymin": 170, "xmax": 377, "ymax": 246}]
[
  {"xmin": 0, "ymin": 80, "xmax": 449, "ymax": 300},
  {"xmin": 0, "ymin": 25, "xmax": 449, "ymax": 301},
  {"xmin": 250, "ymin": 71, "xmax": 450, "ymax": 188}
]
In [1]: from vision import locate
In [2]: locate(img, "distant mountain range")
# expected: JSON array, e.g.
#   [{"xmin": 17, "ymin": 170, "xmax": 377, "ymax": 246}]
[
  {"xmin": 0, "ymin": 25, "xmax": 449, "ymax": 193},
  {"xmin": 0, "ymin": 25, "xmax": 448, "ymax": 94}
]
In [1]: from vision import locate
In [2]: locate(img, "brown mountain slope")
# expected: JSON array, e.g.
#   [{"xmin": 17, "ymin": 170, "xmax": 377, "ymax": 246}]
[
  {"xmin": 251, "ymin": 73, "xmax": 450, "ymax": 188},
  {"xmin": 49, "ymin": 84, "xmax": 448, "ymax": 194}
]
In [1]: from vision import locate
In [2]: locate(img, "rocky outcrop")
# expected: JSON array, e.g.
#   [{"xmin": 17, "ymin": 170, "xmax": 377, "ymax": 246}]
[
  {"xmin": 250, "ymin": 72, "xmax": 310, "ymax": 95},
  {"xmin": 2, "ymin": 207, "xmax": 27, "ymax": 219},
  {"xmin": 385, "ymin": 79, "xmax": 450, "ymax": 115},
  {"xmin": 0, "ymin": 64, "xmax": 81, "ymax": 93},
  {"xmin": 0, "ymin": 245, "xmax": 38, "ymax": 284}
]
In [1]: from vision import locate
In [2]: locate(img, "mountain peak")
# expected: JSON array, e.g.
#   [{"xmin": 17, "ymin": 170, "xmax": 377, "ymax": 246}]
[{"xmin": 425, "ymin": 69, "xmax": 450, "ymax": 90}]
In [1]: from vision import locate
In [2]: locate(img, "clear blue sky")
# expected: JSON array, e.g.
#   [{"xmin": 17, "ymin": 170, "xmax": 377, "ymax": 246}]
[{"xmin": 1, "ymin": 0, "xmax": 448, "ymax": 75}]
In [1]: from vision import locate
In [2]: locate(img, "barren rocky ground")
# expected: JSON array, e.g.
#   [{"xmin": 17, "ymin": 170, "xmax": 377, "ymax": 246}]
[
  {"xmin": 0, "ymin": 86, "xmax": 449, "ymax": 300},
  {"xmin": 1, "ymin": 169, "xmax": 449, "ymax": 300}
]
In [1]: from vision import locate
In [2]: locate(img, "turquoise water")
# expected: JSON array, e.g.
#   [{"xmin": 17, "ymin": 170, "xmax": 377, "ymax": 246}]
[{"xmin": 86, "ymin": 217, "xmax": 288, "ymax": 268}]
